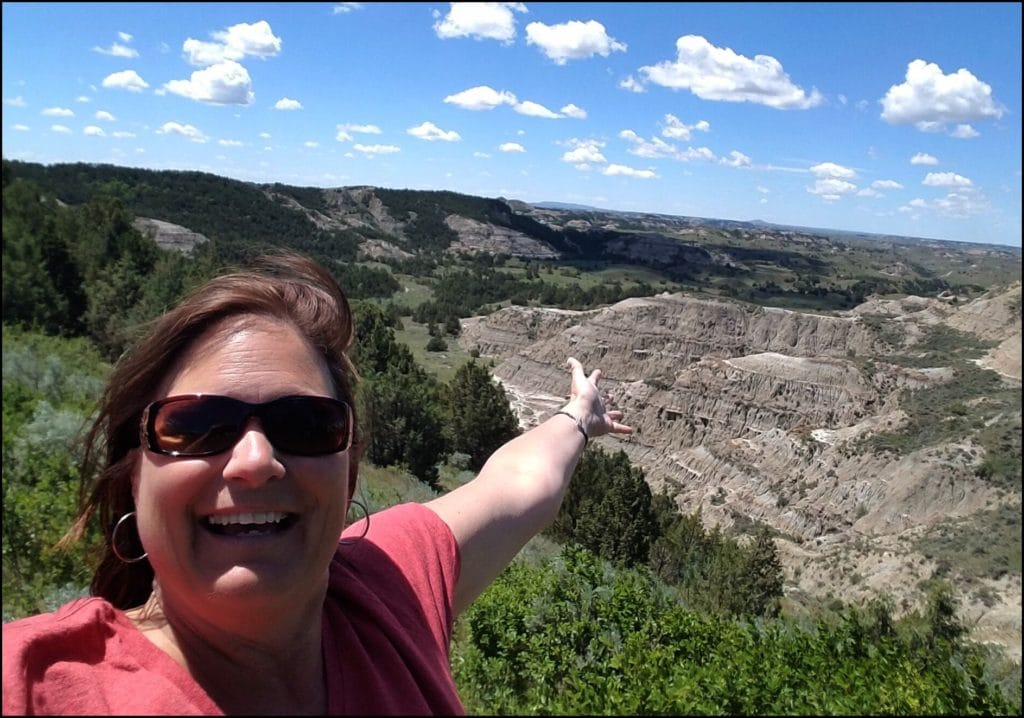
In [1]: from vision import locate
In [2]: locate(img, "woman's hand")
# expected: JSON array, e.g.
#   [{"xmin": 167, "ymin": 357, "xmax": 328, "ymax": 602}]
[{"xmin": 562, "ymin": 356, "xmax": 633, "ymax": 440}]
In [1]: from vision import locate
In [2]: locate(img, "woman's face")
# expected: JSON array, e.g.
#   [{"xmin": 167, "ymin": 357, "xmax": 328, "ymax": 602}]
[{"xmin": 132, "ymin": 315, "xmax": 351, "ymax": 617}]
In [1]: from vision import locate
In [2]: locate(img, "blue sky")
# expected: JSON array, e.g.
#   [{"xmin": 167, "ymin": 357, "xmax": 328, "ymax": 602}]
[{"xmin": 2, "ymin": 2, "xmax": 1021, "ymax": 247}]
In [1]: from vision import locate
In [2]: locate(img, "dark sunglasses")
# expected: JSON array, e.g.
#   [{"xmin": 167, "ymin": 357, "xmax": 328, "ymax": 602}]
[{"xmin": 140, "ymin": 394, "xmax": 353, "ymax": 457}]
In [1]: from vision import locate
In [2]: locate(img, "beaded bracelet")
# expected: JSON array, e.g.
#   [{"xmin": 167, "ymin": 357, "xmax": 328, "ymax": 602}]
[{"xmin": 554, "ymin": 410, "xmax": 589, "ymax": 448}]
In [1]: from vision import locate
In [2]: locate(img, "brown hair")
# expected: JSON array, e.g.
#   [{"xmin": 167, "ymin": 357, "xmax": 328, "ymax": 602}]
[{"xmin": 61, "ymin": 251, "xmax": 362, "ymax": 609}]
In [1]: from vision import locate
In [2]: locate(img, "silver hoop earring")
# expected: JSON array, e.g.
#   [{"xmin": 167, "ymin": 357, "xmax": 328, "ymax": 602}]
[
  {"xmin": 111, "ymin": 511, "xmax": 148, "ymax": 564},
  {"xmin": 340, "ymin": 498, "xmax": 370, "ymax": 546}
]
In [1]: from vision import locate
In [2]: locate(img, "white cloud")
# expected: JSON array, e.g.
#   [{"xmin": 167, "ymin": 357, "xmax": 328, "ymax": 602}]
[
  {"xmin": 444, "ymin": 85, "xmax": 517, "ymax": 110},
  {"xmin": 923, "ymin": 171, "xmax": 972, "ymax": 188},
  {"xmin": 619, "ymin": 129, "xmax": 677, "ymax": 159},
  {"xmin": 757, "ymin": 186, "xmax": 770, "ymax": 194},
  {"xmin": 304, "ymin": 141, "xmax": 320, "ymax": 148},
  {"xmin": 118, "ymin": 32, "xmax": 133, "ymax": 42},
  {"xmin": 681, "ymin": 146, "xmax": 716, "ymax": 162},
  {"xmin": 809, "ymin": 162, "xmax": 856, "ymax": 179},
  {"xmin": 473, "ymin": 151, "xmax": 491, "ymax": 158},
  {"xmin": 407, "ymin": 121, "xmax": 461, "ymax": 141},
  {"xmin": 274, "ymin": 97, "xmax": 303, "ymax": 110},
  {"xmin": 76, "ymin": 95, "xmax": 91, "ymax": 103},
  {"xmin": 433, "ymin": 2, "xmax": 526, "ymax": 43},
  {"xmin": 94, "ymin": 110, "xmax": 115, "ymax": 121},
  {"xmin": 525, "ymin": 19, "xmax": 626, "ymax": 65},
  {"xmin": 182, "ymin": 20, "xmax": 282, "ymax": 66},
  {"xmin": 872, "ymin": 179, "xmax": 903, "ymax": 190},
  {"xmin": 950, "ymin": 124, "xmax": 979, "ymax": 139},
  {"xmin": 619, "ymin": 75, "xmax": 645, "ymax": 93},
  {"xmin": 157, "ymin": 121, "xmax": 208, "ymax": 143},
  {"xmin": 13, "ymin": 124, "xmax": 30, "ymax": 131},
  {"xmin": 333, "ymin": 2, "xmax": 363, "ymax": 13},
  {"xmin": 4, "ymin": 96, "xmax": 27, "ymax": 107},
  {"xmin": 721, "ymin": 150, "xmax": 751, "ymax": 167},
  {"xmin": 561, "ymin": 139, "xmax": 606, "ymax": 166},
  {"xmin": 857, "ymin": 187, "xmax": 881, "ymax": 198},
  {"xmin": 93, "ymin": 42, "xmax": 138, "ymax": 58},
  {"xmin": 42, "ymin": 107, "xmax": 74, "ymax": 117},
  {"xmin": 112, "ymin": 131, "xmax": 136, "ymax": 138},
  {"xmin": 640, "ymin": 35, "xmax": 823, "ymax": 109},
  {"xmin": 499, "ymin": 142, "xmax": 525, "ymax": 152},
  {"xmin": 603, "ymin": 164, "xmax": 657, "ymax": 179},
  {"xmin": 514, "ymin": 100, "xmax": 561, "ymax": 118},
  {"xmin": 880, "ymin": 60, "xmax": 1006, "ymax": 132},
  {"xmin": 910, "ymin": 152, "xmax": 938, "ymax": 165},
  {"xmin": 83, "ymin": 125, "xmax": 105, "ymax": 136},
  {"xmin": 50, "ymin": 124, "xmax": 72, "ymax": 134},
  {"xmin": 164, "ymin": 61, "xmax": 254, "ymax": 105},
  {"xmin": 353, "ymin": 143, "xmax": 400, "ymax": 156},
  {"xmin": 260, "ymin": 132, "xmax": 272, "ymax": 139},
  {"xmin": 335, "ymin": 123, "xmax": 382, "ymax": 141},
  {"xmin": 560, "ymin": 103, "xmax": 587, "ymax": 119},
  {"xmin": 102, "ymin": 70, "xmax": 149, "ymax": 92},
  {"xmin": 219, "ymin": 139, "xmax": 243, "ymax": 146},
  {"xmin": 901, "ymin": 189, "xmax": 989, "ymax": 219},
  {"xmin": 808, "ymin": 178, "xmax": 857, "ymax": 199},
  {"xmin": 661, "ymin": 114, "xmax": 709, "ymax": 140}
]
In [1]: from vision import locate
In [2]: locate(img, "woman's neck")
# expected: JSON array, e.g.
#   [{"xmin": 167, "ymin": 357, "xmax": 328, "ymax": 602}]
[{"xmin": 127, "ymin": 588, "xmax": 328, "ymax": 715}]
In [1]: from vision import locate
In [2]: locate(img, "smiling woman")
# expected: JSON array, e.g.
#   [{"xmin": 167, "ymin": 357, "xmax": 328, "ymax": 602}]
[{"xmin": 0, "ymin": 250, "xmax": 632, "ymax": 715}]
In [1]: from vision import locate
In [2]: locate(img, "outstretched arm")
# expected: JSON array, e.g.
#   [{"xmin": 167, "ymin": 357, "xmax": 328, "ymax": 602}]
[{"xmin": 426, "ymin": 357, "xmax": 632, "ymax": 615}]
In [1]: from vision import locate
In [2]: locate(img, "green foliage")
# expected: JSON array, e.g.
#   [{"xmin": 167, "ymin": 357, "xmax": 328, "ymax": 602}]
[
  {"xmin": 443, "ymin": 360, "xmax": 521, "ymax": 471},
  {"xmin": 452, "ymin": 546, "xmax": 1019, "ymax": 715},
  {"xmin": 352, "ymin": 303, "xmax": 450, "ymax": 486},
  {"xmin": 2, "ymin": 327, "xmax": 108, "ymax": 620},
  {"xmin": 547, "ymin": 448, "xmax": 659, "ymax": 568}
]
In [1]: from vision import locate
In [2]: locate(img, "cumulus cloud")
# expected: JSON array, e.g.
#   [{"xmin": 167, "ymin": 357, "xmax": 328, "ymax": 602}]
[
  {"xmin": 444, "ymin": 85, "xmax": 517, "ymax": 110},
  {"xmin": 407, "ymin": 121, "xmax": 461, "ymax": 141},
  {"xmin": 661, "ymin": 114, "xmax": 709, "ymax": 140},
  {"xmin": 619, "ymin": 75, "xmax": 645, "ymax": 93},
  {"xmin": 910, "ymin": 152, "xmax": 938, "ymax": 165},
  {"xmin": 157, "ymin": 121, "xmax": 208, "ymax": 142},
  {"xmin": 83, "ymin": 126, "xmax": 105, "ymax": 136},
  {"xmin": 880, "ymin": 60, "xmax": 1006, "ymax": 134},
  {"xmin": 950, "ymin": 124, "xmax": 979, "ymax": 139},
  {"xmin": 102, "ymin": 69, "xmax": 149, "ymax": 92},
  {"xmin": 93, "ymin": 42, "xmax": 139, "ymax": 58},
  {"xmin": 353, "ymin": 143, "xmax": 400, "ymax": 156},
  {"xmin": 525, "ymin": 19, "xmax": 626, "ymax": 65},
  {"xmin": 514, "ymin": 100, "xmax": 561, "ymax": 118},
  {"xmin": 561, "ymin": 138, "xmax": 607, "ymax": 167},
  {"xmin": 809, "ymin": 162, "xmax": 857, "ymax": 179},
  {"xmin": 720, "ymin": 150, "xmax": 751, "ymax": 167},
  {"xmin": 871, "ymin": 179, "xmax": 903, "ymax": 190},
  {"xmin": 473, "ymin": 151, "xmax": 492, "ymax": 158},
  {"xmin": 603, "ymin": 164, "xmax": 657, "ymax": 179},
  {"xmin": 639, "ymin": 35, "xmax": 823, "ymax": 109},
  {"xmin": 560, "ymin": 103, "xmax": 587, "ymax": 119},
  {"xmin": 112, "ymin": 130, "xmax": 135, "ymax": 138},
  {"xmin": 4, "ymin": 96, "xmax": 27, "ymax": 107},
  {"xmin": 901, "ymin": 189, "xmax": 989, "ymax": 219},
  {"xmin": 923, "ymin": 171, "xmax": 972, "ymax": 188},
  {"xmin": 13, "ymin": 124, "xmax": 30, "ymax": 131},
  {"xmin": 619, "ymin": 129, "xmax": 678, "ymax": 160},
  {"xmin": 499, "ymin": 142, "xmax": 525, "ymax": 152},
  {"xmin": 335, "ymin": 123, "xmax": 382, "ymax": 141},
  {"xmin": 94, "ymin": 110, "xmax": 115, "ymax": 121},
  {"xmin": 304, "ymin": 141, "xmax": 319, "ymax": 148},
  {"xmin": 433, "ymin": 2, "xmax": 526, "ymax": 43},
  {"xmin": 807, "ymin": 178, "xmax": 857, "ymax": 200},
  {"xmin": 50, "ymin": 124, "xmax": 72, "ymax": 134},
  {"xmin": 274, "ymin": 97, "xmax": 302, "ymax": 110},
  {"xmin": 164, "ymin": 61, "xmax": 254, "ymax": 105},
  {"xmin": 219, "ymin": 139, "xmax": 243, "ymax": 146},
  {"xmin": 42, "ymin": 107, "xmax": 74, "ymax": 117},
  {"xmin": 333, "ymin": 2, "xmax": 363, "ymax": 13},
  {"xmin": 182, "ymin": 20, "xmax": 282, "ymax": 66}
]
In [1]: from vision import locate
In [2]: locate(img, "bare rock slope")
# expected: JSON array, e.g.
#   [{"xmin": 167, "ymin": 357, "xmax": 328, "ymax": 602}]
[{"xmin": 460, "ymin": 283, "xmax": 1022, "ymax": 661}]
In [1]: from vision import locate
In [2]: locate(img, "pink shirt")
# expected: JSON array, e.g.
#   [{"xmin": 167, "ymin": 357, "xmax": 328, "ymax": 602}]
[{"xmin": 2, "ymin": 502, "xmax": 465, "ymax": 715}]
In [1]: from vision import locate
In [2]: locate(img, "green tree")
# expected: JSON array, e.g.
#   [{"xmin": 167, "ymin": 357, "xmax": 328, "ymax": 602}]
[{"xmin": 443, "ymin": 360, "xmax": 520, "ymax": 471}]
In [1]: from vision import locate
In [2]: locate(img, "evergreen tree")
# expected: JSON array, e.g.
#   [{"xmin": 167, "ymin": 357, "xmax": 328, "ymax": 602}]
[{"xmin": 444, "ymin": 360, "xmax": 520, "ymax": 471}]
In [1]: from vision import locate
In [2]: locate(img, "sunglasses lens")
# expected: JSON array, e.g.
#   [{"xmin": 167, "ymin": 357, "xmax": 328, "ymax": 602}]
[
  {"xmin": 263, "ymin": 396, "xmax": 351, "ymax": 455},
  {"xmin": 151, "ymin": 396, "xmax": 246, "ymax": 455},
  {"xmin": 146, "ymin": 395, "xmax": 351, "ymax": 457}
]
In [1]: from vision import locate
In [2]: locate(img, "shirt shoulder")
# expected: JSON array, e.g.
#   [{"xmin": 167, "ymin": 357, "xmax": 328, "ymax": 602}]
[{"xmin": 2, "ymin": 598, "xmax": 221, "ymax": 715}]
